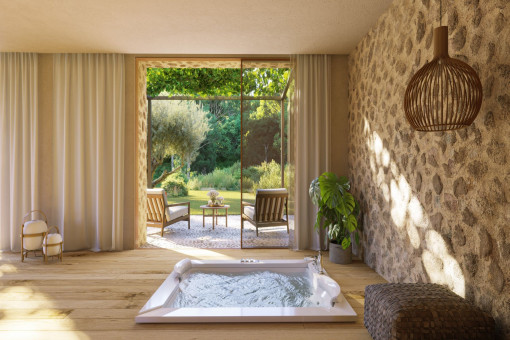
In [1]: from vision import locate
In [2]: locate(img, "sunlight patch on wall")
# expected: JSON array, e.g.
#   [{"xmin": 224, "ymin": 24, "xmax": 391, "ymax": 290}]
[
  {"xmin": 423, "ymin": 230, "xmax": 465, "ymax": 297},
  {"xmin": 390, "ymin": 175, "xmax": 411, "ymax": 229},
  {"xmin": 381, "ymin": 182, "xmax": 390, "ymax": 202},
  {"xmin": 364, "ymin": 118, "xmax": 465, "ymax": 296},
  {"xmin": 408, "ymin": 197, "xmax": 429, "ymax": 228},
  {"xmin": 407, "ymin": 197, "xmax": 429, "ymax": 249}
]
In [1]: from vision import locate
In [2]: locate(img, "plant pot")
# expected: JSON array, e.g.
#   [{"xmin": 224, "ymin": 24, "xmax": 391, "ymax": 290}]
[{"xmin": 329, "ymin": 242, "xmax": 352, "ymax": 264}]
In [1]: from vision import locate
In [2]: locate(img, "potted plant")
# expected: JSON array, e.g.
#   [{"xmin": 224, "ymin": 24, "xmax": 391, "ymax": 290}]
[{"xmin": 309, "ymin": 172, "xmax": 360, "ymax": 264}]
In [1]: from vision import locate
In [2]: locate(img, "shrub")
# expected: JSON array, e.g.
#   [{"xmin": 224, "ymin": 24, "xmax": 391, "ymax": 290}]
[
  {"xmin": 229, "ymin": 161, "xmax": 241, "ymax": 181},
  {"xmin": 243, "ymin": 165, "xmax": 262, "ymax": 183},
  {"xmin": 242, "ymin": 176, "xmax": 255, "ymax": 192},
  {"xmin": 187, "ymin": 163, "xmax": 241, "ymax": 191},
  {"xmin": 185, "ymin": 161, "xmax": 293, "ymax": 193},
  {"xmin": 187, "ymin": 177, "xmax": 200, "ymax": 190},
  {"xmin": 200, "ymin": 169, "xmax": 239, "ymax": 190},
  {"xmin": 161, "ymin": 173, "xmax": 188, "ymax": 197},
  {"xmin": 253, "ymin": 160, "xmax": 282, "ymax": 191},
  {"xmin": 248, "ymin": 161, "xmax": 293, "ymax": 193}
]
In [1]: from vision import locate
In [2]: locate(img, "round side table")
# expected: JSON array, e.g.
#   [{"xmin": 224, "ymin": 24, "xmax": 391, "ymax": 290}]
[{"xmin": 199, "ymin": 205, "xmax": 230, "ymax": 229}]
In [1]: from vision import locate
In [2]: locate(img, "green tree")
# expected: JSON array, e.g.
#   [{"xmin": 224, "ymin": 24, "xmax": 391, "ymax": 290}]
[
  {"xmin": 147, "ymin": 68, "xmax": 240, "ymax": 97},
  {"xmin": 243, "ymin": 100, "xmax": 282, "ymax": 166},
  {"xmin": 242, "ymin": 68, "xmax": 290, "ymax": 96},
  {"xmin": 147, "ymin": 68, "xmax": 289, "ymax": 98},
  {"xmin": 151, "ymin": 100, "xmax": 209, "ymax": 186},
  {"xmin": 192, "ymin": 100, "xmax": 241, "ymax": 173}
]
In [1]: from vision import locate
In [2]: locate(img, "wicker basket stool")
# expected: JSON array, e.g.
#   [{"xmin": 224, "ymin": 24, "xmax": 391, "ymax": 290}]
[{"xmin": 364, "ymin": 283, "xmax": 495, "ymax": 340}]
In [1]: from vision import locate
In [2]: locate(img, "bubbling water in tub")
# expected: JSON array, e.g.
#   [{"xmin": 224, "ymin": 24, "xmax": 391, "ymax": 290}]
[{"xmin": 170, "ymin": 270, "xmax": 327, "ymax": 308}]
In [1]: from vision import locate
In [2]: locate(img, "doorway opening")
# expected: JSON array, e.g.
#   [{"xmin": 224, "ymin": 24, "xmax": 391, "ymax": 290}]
[{"xmin": 135, "ymin": 58, "xmax": 293, "ymax": 249}]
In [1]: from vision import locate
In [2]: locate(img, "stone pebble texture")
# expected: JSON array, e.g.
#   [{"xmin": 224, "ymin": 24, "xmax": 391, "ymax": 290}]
[{"xmin": 348, "ymin": 0, "xmax": 510, "ymax": 337}]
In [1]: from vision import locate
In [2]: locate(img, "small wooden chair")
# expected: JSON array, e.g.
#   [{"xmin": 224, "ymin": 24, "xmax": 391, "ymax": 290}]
[
  {"xmin": 241, "ymin": 188, "xmax": 289, "ymax": 236},
  {"xmin": 147, "ymin": 188, "xmax": 190, "ymax": 236}
]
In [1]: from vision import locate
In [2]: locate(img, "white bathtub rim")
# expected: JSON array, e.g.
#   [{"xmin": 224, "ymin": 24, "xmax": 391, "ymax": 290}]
[
  {"xmin": 135, "ymin": 293, "xmax": 356, "ymax": 323},
  {"xmin": 137, "ymin": 258, "xmax": 355, "ymax": 322}
]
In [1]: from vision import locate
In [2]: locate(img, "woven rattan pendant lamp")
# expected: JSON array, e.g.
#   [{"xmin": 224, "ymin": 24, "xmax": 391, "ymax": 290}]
[{"xmin": 404, "ymin": 1, "xmax": 483, "ymax": 131}]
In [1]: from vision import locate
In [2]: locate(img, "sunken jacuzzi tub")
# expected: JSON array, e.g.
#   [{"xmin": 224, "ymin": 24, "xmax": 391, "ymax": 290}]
[{"xmin": 136, "ymin": 258, "xmax": 357, "ymax": 323}]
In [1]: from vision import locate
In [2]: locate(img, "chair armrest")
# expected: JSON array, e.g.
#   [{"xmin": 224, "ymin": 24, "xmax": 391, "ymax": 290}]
[
  {"xmin": 166, "ymin": 202, "xmax": 189, "ymax": 207},
  {"xmin": 166, "ymin": 202, "xmax": 191, "ymax": 214},
  {"xmin": 241, "ymin": 201, "xmax": 254, "ymax": 207}
]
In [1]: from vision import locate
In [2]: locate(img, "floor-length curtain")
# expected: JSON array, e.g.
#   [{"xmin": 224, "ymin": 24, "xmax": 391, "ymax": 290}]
[
  {"xmin": 53, "ymin": 54, "xmax": 124, "ymax": 251},
  {"xmin": 290, "ymin": 55, "xmax": 331, "ymax": 250},
  {"xmin": 0, "ymin": 53, "xmax": 39, "ymax": 251}
]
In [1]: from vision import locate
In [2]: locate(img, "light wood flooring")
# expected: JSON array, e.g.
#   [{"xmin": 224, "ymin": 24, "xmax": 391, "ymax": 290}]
[{"xmin": 0, "ymin": 248, "xmax": 386, "ymax": 340}]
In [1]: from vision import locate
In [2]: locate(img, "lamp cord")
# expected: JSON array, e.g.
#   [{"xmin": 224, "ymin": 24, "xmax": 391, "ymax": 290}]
[{"xmin": 440, "ymin": 0, "xmax": 442, "ymax": 26}]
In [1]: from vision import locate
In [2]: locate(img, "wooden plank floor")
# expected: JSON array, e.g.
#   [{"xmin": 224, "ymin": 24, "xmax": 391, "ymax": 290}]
[{"xmin": 0, "ymin": 248, "xmax": 386, "ymax": 340}]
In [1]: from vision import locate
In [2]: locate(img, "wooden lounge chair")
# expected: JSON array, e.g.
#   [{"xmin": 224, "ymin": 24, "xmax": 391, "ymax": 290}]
[
  {"xmin": 241, "ymin": 188, "xmax": 289, "ymax": 236},
  {"xmin": 146, "ymin": 188, "xmax": 190, "ymax": 236}
]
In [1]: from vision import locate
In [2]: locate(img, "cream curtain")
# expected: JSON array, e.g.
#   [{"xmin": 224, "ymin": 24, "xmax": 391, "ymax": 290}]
[
  {"xmin": 291, "ymin": 55, "xmax": 331, "ymax": 251},
  {"xmin": 53, "ymin": 54, "xmax": 124, "ymax": 251},
  {"xmin": 0, "ymin": 53, "xmax": 39, "ymax": 251}
]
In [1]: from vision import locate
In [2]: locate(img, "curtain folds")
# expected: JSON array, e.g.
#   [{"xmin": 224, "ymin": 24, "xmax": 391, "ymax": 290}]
[
  {"xmin": 290, "ymin": 55, "xmax": 331, "ymax": 251},
  {"xmin": 0, "ymin": 53, "xmax": 39, "ymax": 251},
  {"xmin": 53, "ymin": 54, "xmax": 125, "ymax": 251}
]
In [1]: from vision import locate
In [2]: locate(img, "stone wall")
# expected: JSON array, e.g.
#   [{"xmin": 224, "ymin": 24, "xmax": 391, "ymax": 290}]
[{"xmin": 348, "ymin": 0, "xmax": 510, "ymax": 337}]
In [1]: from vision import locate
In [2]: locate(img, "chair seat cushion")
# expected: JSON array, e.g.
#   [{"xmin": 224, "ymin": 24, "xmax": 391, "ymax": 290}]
[
  {"xmin": 43, "ymin": 233, "xmax": 63, "ymax": 256},
  {"xmin": 23, "ymin": 220, "xmax": 48, "ymax": 250},
  {"xmin": 165, "ymin": 205, "xmax": 188, "ymax": 221},
  {"xmin": 244, "ymin": 206, "xmax": 255, "ymax": 220}
]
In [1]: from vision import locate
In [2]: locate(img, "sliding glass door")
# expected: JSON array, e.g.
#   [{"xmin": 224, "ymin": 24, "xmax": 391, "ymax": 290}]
[{"xmin": 240, "ymin": 60, "xmax": 292, "ymax": 248}]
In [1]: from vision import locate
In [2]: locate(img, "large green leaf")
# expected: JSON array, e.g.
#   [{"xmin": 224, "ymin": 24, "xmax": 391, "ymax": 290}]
[
  {"xmin": 344, "ymin": 192, "xmax": 355, "ymax": 213},
  {"xmin": 328, "ymin": 224, "xmax": 339, "ymax": 241},
  {"xmin": 341, "ymin": 237, "xmax": 351, "ymax": 250},
  {"xmin": 309, "ymin": 177, "xmax": 321, "ymax": 206},
  {"xmin": 346, "ymin": 214, "xmax": 358, "ymax": 233},
  {"xmin": 314, "ymin": 210, "xmax": 324, "ymax": 230},
  {"xmin": 318, "ymin": 172, "xmax": 342, "ymax": 210}
]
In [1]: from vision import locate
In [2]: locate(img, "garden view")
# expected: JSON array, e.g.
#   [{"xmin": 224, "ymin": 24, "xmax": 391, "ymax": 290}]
[{"xmin": 147, "ymin": 65, "xmax": 292, "ymax": 215}]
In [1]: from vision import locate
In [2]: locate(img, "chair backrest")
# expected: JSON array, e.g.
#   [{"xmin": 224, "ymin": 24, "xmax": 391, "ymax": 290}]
[
  {"xmin": 254, "ymin": 188, "xmax": 288, "ymax": 222},
  {"xmin": 146, "ymin": 188, "xmax": 167, "ymax": 223}
]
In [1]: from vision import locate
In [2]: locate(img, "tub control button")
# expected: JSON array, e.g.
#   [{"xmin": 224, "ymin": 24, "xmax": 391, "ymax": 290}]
[{"xmin": 241, "ymin": 258, "xmax": 259, "ymax": 263}]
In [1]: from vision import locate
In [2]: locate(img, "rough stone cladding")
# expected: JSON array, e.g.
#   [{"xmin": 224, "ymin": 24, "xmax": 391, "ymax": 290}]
[
  {"xmin": 135, "ymin": 60, "xmax": 148, "ymax": 247},
  {"xmin": 348, "ymin": 0, "xmax": 510, "ymax": 337}
]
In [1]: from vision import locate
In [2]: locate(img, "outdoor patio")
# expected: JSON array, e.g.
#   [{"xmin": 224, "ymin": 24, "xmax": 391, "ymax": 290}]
[{"xmin": 142, "ymin": 215, "xmax": 293, "ymax": 249}]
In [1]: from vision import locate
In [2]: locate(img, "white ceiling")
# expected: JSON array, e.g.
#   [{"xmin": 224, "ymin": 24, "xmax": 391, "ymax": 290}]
[{"xmin": 0, "ymin": 0, "xmax": 394, "ymax": 54}]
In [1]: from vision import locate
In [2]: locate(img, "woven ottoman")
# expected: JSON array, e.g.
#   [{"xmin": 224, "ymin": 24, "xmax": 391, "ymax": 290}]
[{"xmin": 364, "ymin": 283, "xmax": 495, "ymax": 340}]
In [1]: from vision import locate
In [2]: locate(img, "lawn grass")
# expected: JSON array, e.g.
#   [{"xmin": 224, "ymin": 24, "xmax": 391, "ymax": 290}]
[{"xmin": 167, "ymin": 190, "xmax": 255, "ymax": 215}]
